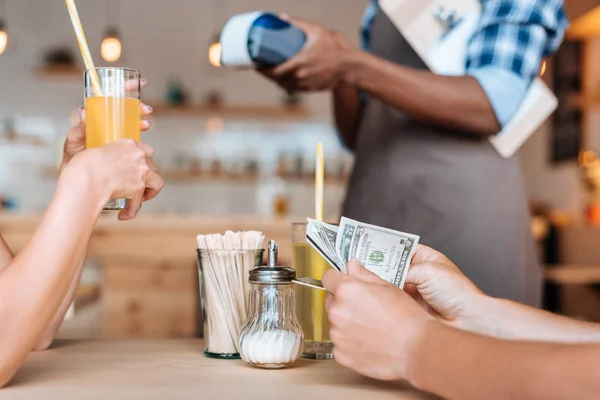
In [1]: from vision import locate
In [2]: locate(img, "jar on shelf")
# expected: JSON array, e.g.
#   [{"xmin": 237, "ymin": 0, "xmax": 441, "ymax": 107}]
[{"xmin": 239, "ymin": 241, "xmax": 304, "ymax": 369}]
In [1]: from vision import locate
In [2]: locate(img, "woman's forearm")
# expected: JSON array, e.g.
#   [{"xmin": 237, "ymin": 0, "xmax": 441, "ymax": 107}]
[
  {"xmin": 33, "ymin": 250, "xmax": 87, "ymax": 351},
  {"xmin": 339, "ymin": 49, "xmax": 500, "ymax": 136},
  {"xmin": 34, "ymin": 146, "xmax": 89, "ymax": 350},
  {"xmin": 0, "ymin": 189, "xmax": 88, "ymax": 351},
  {"xmin": 333, "ymin": 82, "xmax": 361, "ymax": 150},
  {"xmin": 460, "ymin": 295, "xmax": 600, "ymax": 343},
  {"xmin": 410, "ymin": 323, "xmax": 600, "ymax": 400},
  {"xmin": 0, "ymin": 167, "xmax": 106, "ymax": 387},
  {"xmin": 0, "ymin": 158, "xmax": 92, "ymax": 352},
  {"xmin": 0, "ymin": 236, "xmax": 87, "ymax": 352}
]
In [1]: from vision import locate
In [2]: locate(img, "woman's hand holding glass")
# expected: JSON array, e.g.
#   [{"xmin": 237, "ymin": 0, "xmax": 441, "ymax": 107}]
[
  {"xmin": 58, "ymin": 79, "xmax": 162, "ymax": 220},
  {"xmin": 63, "ymin": 139, "xmax": 163, "ymax": 220}
]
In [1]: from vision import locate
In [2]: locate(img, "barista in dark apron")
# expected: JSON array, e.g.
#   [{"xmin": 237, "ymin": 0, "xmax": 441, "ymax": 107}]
[
  {"xmin": 343, "ymin": 9, "xmax": 540, "ymax": 305},
  {"xmin": 260, "ymin": 3, "xmax": 566, "ymax": 306}
]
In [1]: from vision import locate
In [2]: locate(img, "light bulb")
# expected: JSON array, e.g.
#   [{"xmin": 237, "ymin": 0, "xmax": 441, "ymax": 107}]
[
  {"xmin": 208, "ymin": 42, "xmax": 221, "ymax": 67},
  {"xmin": 101, "ymin": 36, "xmax": 122, "ymax": 63},
  {"xmin": 0, "ymin": 29, "xmax": 7, "ymax": 55}
]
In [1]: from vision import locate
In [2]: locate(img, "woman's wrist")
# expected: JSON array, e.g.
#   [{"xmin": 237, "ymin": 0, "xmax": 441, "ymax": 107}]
[
  {"xmin": 453, "ymin": 292, "xmax": 502, "ymax": 337},
  {"xmin": 60, "ymin": 146, "xmax": 75, "ymax": 172},
  {"xmin": 57, "ymin": 162, "xmax": 110, "ymax": 213},
  {"xmin": 59, "ymin": 158, "xmax": 70, "ymax": 174}
]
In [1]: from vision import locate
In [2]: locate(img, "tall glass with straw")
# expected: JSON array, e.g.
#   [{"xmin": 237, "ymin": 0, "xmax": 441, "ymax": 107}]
[
  {"xmin": 84, "ymin": 68, "xmax": 142, "ymax": 210},
  {"xmin": 292, "ymin": 143, "xmax": 333, "ymax": 359},
  {"xmin": 66, "ymin": 0, "xmax": 142, "ymax": 211}
]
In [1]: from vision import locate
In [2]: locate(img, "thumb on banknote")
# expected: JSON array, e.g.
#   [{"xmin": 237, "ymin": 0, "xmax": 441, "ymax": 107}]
[{"xmin": 347, "ymin": 259, "xmax": 385, "ymax": 284}]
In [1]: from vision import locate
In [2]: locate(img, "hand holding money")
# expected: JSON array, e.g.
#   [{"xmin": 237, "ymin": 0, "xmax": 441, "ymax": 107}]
[{"xmin": 306, "ymin": 217, "xmax": 420, "ymax": 288}]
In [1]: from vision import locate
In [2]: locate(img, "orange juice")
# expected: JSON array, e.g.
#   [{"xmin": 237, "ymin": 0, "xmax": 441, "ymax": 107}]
[{"xmin": 85, "ymin": 96, "xmax": 141, "ymax": 149}]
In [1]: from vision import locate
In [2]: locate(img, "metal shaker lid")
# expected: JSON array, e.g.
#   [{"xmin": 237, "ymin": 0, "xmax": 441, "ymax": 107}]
[{"xmin": 249, "ymin": 240, "xmax": 296, "ymax": 284}]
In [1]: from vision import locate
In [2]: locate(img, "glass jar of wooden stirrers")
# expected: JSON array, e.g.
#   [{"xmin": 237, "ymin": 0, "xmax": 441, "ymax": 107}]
[{"xmin": 197, "ymin": 231, "xmax": 265, "ymax": 359}]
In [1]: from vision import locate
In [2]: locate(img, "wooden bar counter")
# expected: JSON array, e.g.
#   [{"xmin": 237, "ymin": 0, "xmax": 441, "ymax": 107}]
[
  {"xmin": 4, "ymin": 340, "xmax": 437, "ymax": 399},
  {"xmin": 0, "ymin": 213, "xmax": 296, "ymax": 338}
]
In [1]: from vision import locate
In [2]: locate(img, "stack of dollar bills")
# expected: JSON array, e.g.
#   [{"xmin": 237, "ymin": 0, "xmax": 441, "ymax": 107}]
[{"xmin": 306, "ymin": 217, "xmax": 420, "ymax": 288}]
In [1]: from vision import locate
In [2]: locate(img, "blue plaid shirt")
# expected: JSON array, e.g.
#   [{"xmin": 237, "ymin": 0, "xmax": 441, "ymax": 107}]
[{"xmin": 361, "ymin": 0, "xmax": 569, "ymax": 126}]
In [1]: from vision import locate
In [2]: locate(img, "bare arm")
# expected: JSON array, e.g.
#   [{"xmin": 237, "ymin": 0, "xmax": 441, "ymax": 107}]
[
  {"xmin": 264, "ymin": 19, "xmax": 501, "ymax": 137},
  {"xmin": 406, "ymin": 246, "xmax": 600, "ymax": 344},
  {"xmin": 461, "ymin": 295, "xmax": 600, "ymax": 343},
  {"xmin": 0, "ymin": 235, "xmax": 87, "ymax": 351},
  {"xmin": 0, "ymin": 140, "xmax": 164, "ymax": 388},
  {"xmin": 32, "ymin": 250, "xmax": 86, "ymax": 351},
  {"xmin": 339, "ymin": 50, "xmax": 500, "ymax": 136},
  {"xmin": 29, "ymin": 158, "xmax": 93, "ymax": 351},
  {"xmin": 333, "ymin": 82, "xmax": 361, "ymax": 150},
  {"xmin": 0, "ymin": 168, "xmax": 105, "ymax": 387},
  {"xmin": 0, "ymin": 237, "xmax": 12, "ymax": 268},
  {"xmin": 410, "ymin": 323, "xmax": 600, "ymax": 400},
  {"xmin": 322, "ymin": 261, "xmax": 600, "ymax": 397},
  {"xmin": 0, "ymin": 159, "xmax": 91, "ymax": 352}
]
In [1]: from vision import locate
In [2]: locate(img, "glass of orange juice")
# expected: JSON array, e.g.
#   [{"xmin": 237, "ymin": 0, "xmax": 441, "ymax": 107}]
[{"xmin": 85, "ymin": 67, "xmax": 142, "ymax": 211}]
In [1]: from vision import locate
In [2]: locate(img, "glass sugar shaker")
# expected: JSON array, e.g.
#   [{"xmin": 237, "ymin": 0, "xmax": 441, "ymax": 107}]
[{"xmin": 239, "ymin": 240, "xmax": 304, "ymax": 369}]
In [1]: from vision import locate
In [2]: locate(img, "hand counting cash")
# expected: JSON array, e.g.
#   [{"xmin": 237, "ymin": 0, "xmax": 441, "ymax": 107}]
[{"xmin": 306, "ymin": 217, "xmax": 420, "ymax": 289}]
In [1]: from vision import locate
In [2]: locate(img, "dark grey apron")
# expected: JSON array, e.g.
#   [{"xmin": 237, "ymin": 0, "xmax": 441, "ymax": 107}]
[{"xmin": 343, "ymin": 7, "xmax": 541, "ymax": 305}]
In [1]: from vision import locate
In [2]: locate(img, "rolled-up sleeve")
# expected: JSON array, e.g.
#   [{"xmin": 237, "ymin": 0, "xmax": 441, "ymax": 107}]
[
  {"xmin": 469, "ymin": 67, "xmax": 528, "ymax": 126},
  {"xmin": 465, "ymin": 0, "xmax": 568, "ymax": 127}
]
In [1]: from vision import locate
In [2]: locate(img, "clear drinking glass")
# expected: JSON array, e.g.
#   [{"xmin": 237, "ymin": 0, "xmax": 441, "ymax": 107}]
[
  {"xmin": 197, "ymin": 249, "xmax": 264, "ymax": 359},
  {"xmin": 292, "ymin": 222, "xmax": 333, "ymax": 359},
  {"xmin": 84, "ymin": 67, "xmax": 142, "ymax": 211}
]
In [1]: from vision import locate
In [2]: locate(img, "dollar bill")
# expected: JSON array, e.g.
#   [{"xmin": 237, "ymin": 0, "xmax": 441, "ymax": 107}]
[
  {"xmin": 306, "ymin": 219, "xmax": 343, "ymax": 272},
  {"xmin": 307, "ymin": 219, "xmax": 345, "ymax": 271},
  {"xmin": 306, "ymin": 217, "xmax": 420, "ymax": 288}
]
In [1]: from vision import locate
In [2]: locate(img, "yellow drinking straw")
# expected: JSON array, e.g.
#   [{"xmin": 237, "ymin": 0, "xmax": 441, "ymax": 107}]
[
  {"xmin": 315, "ymin": 143, "xmax": 324, "ymax": 221},
  {"xmin": 313, "ymin": 142, "xmax": 325, "ymax": 342},
  {"xmin": 65, "ymin": 0, "xmax": 103, "ymax": 96}
]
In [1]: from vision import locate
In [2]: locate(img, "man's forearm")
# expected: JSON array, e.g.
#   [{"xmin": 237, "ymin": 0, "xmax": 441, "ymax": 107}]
[
  {"xmin": 410, "ymin": 323, "xmax": 600, "ymax": 400},
  {"xmin": 333, "ymin": 82, "xmax": 361, "ymax": 150},
  {"xmin": 0, "ymin": 168, "xmax": 105, "ymax": 387},
  {"xmin": 339, "ymin": 49, "xmax": 500, "ymax": 136},
  {"xmin": 461, "ymin": 295, "xmax": 600, "ymax": 343}
]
